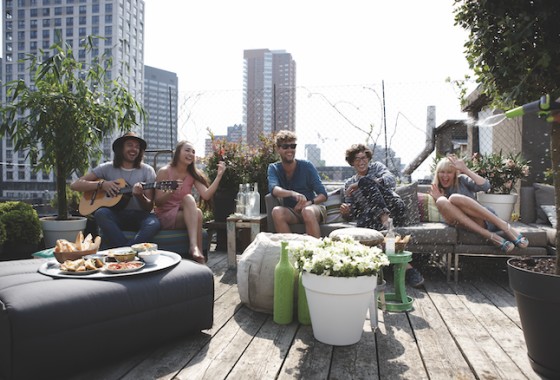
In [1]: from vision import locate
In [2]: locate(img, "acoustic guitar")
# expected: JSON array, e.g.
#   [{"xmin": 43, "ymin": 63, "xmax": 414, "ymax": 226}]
[{"xmin": 79, "ymin": 178, "xmax": 178, "ymax": 216}]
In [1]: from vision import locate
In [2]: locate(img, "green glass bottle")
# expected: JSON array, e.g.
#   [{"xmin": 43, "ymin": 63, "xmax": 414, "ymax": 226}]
[
  {"xmin": 297, "ymin": 271, "xmax": 311, "ymax": 325},
  {"xmin": 273, "ymin": 241, "xmax": 295, "ymax": 324}
]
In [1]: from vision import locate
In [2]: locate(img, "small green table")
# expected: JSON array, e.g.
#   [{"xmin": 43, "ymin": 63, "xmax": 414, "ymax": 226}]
[{"xmin": 380, "ymin": 251, "xmax": 414, "ymax": 312}]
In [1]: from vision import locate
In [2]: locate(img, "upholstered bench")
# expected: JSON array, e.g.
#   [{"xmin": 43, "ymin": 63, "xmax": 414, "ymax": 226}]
[{"xmin": 0, "ymin": 258, "xmax": 214, "ymax": 380}]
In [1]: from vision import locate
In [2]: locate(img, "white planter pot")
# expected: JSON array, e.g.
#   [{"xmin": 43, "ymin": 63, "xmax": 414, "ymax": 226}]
[
  {"xmin": 477, "ymin": 193, "xmax": 518, "ymax": 221},
  {"xmin": 40, "ymin": 216, "xmax": 88, "ymax": 248},
  {"xmin": 302, "ymin": 272, "xmax": 377, "ymax": 346}
]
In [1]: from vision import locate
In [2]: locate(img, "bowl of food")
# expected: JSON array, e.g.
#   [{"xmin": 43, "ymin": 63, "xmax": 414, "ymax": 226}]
[
  {"xmin": 138, "ymin": 250, "xmax": 160, "ymax": 265},
  {"xmin": 108, "ymin": 247, "xmax": 137, "ymax": 262},
  {"xmin": 53, "ymin": 233, "xmax": 101, "ymax": 263},
  {"xmin": 131, "ymin": 242, "xmax": 158, "ymax": 253}
]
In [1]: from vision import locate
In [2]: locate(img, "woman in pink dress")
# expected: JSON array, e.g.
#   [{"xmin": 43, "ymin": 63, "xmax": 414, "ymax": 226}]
[{"xmin": 155, "ymin": 140, "xmax": 226, "ymax": 263}]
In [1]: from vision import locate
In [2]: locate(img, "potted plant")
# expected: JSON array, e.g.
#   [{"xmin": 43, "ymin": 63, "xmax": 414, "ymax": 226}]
[
  {"xmin": 454, "ymin": 2, "xmax": 560, "ymax": 377},
  {"xmin": 205, "ymin": 131, "xmax": 279, "ymax": 249},
  {"xmin": 291, "ymin": 237, "xmax": 389, "ymax": 345},
  {"xmin": 0, "ymin": 38, "xmax": 144, "ymax": 247},
  {"xmin": 465, "ymin": 151, "xmax": 530, "ymax": 220},
  {"xmin": 0, "ymin": 201, "xmax": 42, "ymax": 260}
]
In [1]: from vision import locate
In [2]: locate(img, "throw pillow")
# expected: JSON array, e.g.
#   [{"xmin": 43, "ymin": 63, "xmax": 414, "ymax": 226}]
[
  {"xmin": 534, "ymin": 183, "xmax": 555, "ymax": 224},
  {"xmin": 417, "ymin": 193, "xmax": 444, "ymax": 222},
  {"xmin": 324, "ymin": 187, "xmax": 345, "ymax": 224},
  {"xmin": 541, "ymin": 205, "xmax": 557, "ymax": 228},
  {"xmin": 395, "ymin": 182, "xmax": 420, "ymax": 226}
]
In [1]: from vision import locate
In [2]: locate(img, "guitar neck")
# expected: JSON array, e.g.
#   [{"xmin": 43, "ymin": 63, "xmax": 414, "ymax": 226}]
[{"xmin": 118, "ymin": 182, "xmax": 168, "ymax": 195}]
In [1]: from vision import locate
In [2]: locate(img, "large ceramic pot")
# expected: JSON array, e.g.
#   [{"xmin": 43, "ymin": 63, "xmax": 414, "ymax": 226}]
[
  {"xmin": 40, "ymin": 216, "xmax": 88, "ymax": 248},
  {"xmin": 477, "ymin": 193, "xmax": 517, "ymax": 221},
  {"xmin": 508, "ymin": 257, "xmax": 560, "ymax": 379},
  {"xmin": 302, "ymin": 272, "xmax": 377, "ymax": 346}
]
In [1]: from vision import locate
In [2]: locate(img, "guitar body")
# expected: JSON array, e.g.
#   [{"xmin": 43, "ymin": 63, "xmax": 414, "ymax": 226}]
[
  {"xmin": 79, "ymin": 179, "xmax": 178, "ymax": 216},
  {"xmin": 79, "ymin": 178, "xmax": 129, "ymax": 216}
]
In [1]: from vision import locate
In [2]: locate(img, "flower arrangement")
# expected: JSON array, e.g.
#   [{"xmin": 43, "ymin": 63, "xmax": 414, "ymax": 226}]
[
  {"xmin": 291, "ymin": 237, "xmax": 389, "ymax": 277},
  {"xmin": 465, "ymin": 151, "xmax": 530, "ymax": 194},
  {"xmin": 205, "ymin": 130, "xmax": 279, "ymax": 193}
]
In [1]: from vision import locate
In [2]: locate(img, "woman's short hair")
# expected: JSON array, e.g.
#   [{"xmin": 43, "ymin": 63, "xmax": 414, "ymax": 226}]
[{"xmin": 345, "ymin": 144, "xmax": 372, "ymax": 166}]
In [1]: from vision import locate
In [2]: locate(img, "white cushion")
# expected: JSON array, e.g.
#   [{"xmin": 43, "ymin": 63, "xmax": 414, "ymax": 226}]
[{"xmin": 329, "ymin": 227, "xmax": 384, "ymax": 246}]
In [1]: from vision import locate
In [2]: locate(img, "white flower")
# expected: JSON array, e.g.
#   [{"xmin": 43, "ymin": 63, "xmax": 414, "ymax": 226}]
[{"xmin": 290, "ymin": 236, "xmax": 389, "ymax": 277}]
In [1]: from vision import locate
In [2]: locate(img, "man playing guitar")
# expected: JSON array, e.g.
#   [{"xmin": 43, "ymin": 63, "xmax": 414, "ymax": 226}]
[{"xmin": 70, "ymin": 132, "xmax": 161, "ymax": 248}]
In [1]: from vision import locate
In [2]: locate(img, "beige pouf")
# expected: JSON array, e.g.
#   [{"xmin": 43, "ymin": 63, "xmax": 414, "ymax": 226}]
[
  {"xmin": 237, "ymin": 232, "xmax": 319, "ymax": 314},
  {"xmin": 329, "ymin": 227, "xmax": 384, "ymax": 246}
]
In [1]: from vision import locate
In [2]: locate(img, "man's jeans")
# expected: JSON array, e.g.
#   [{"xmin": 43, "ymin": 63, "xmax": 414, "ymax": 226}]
[{"xmin": 94, "ymin": 208, "xmax": 161, "ymax": 248}]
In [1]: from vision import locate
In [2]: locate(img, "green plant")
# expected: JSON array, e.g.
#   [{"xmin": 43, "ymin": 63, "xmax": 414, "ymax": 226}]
[
  {"xmin": 205, "ymin": 130, "xmax": 279, "ymax": 196},
  {"xmin": 0, "ymin": 202, "xmax": 42, "ymax": 246},
  {"xmin": 0, "ymin": 220, "xmax": 7, "ymax": 247},
  {"xmin": 465, "ymin": 151, "xmax": 530, "ymax": 194},
  {"xmin": 50, "ymin": 187, "xmax": 82, "ymax": 215},
  {"xmin": 0, "ymin": 37, "xmax": 145, "ymax": 220},
  {"xmin": 291, "ymin": 237, "xmax": 389, "ymax": 277}
]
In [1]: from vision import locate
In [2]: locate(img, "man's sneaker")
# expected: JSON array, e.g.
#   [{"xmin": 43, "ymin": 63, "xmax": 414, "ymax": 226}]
[{"xmin": 405, "ymin": 268, "xmax": 425, "ymax": 288}]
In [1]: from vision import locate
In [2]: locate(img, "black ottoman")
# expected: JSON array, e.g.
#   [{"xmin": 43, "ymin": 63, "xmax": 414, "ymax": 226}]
[{"xmin": 0, "ymin": 258, "xmax": 214, "ymax": 380}]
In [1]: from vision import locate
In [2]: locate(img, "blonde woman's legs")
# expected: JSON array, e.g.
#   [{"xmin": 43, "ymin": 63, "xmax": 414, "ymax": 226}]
[
  {"xmin": 179, "ymin": 194, "xmax": 205, "ymax": 263},
  {"xmin": 436, "ymin": 195, "xmax": 514, "ymax": 252},
  {"xmin": 448, "ymin": 194, "xmax": 528, "ymax": 248}
]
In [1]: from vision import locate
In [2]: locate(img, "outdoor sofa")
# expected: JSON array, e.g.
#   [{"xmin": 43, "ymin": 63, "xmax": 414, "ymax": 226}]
[{"xmin": 265, "ymin": 182, "xmax": 555, "ymax": 282}]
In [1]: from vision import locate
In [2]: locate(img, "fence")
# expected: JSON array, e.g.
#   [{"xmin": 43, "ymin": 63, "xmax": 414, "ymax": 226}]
[{"xmin": 172, "ymin": 80, "xmax": 468, "ymax": 183}]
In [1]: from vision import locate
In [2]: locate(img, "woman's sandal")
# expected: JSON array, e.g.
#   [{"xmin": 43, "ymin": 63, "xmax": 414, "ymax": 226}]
[
  {"xmin": 490, "ymin": 233, "xmax": 515, "ymax": 253},
  {"xmin": 507, "ymin": 223, "xmax": 529, "ymax": 248}
]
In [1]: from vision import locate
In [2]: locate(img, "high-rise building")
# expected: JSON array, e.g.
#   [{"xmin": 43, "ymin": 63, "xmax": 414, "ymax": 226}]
[
  {"xmin": 1, "ymin": 0, "xmax": 145, "ymax": 200},
  {"xmin": 243, "ymin": 49, "xmax": 296, "ymax": 146},
  {"xmin": 143, "ymin": 65, "xmax": 178, "ymax": 170}
]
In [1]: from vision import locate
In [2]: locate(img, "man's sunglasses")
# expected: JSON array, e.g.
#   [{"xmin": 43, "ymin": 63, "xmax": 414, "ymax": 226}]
[{"xmin": 279, "ymin": 143, "xmax": 297, "ymax": 149}]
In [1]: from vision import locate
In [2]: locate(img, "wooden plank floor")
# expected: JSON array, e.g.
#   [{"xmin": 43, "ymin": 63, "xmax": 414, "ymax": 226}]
[{"xmin": 71, "ymin": 251, "xmax": 539, "ymax": 380}]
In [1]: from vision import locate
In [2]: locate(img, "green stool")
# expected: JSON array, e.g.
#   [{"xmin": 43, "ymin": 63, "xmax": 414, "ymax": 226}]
[{"xmin": 381, "ymin": 251, "xmax": 414, "ymax": 312}]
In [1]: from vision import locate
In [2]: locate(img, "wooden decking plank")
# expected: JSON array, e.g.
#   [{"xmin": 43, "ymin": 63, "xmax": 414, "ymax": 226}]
[
  {"xmin": 426, "ymin": 280, "xmax": 528, "ymax": 379},
  {"xmin": 376, "ymin": 306, "xmax": 428, "ymax": 379},
  {"xmin": 278, "ymin": 325, "xmax": 333, "ymax": 380},
  {"xmin": 407, "ymin": 285, "xmax": 476, "ymax": 380},
  {"xmin": 174, "ymin": 306, "xmax": 268, "ymax": 380},
  {"xmin": 329, "ymin": 321, "xmax": 379, "ymax": 379},
  {"xmin": 471, "ymin": 277, "xmax": 522, "ymax": 329},
  {"xmin": 227, "ymin": 318, "xmax": 299, "ymax": 379},
  {"xmin": 454, "ymin": 282, "xmax": 539, "ymax": 379}
]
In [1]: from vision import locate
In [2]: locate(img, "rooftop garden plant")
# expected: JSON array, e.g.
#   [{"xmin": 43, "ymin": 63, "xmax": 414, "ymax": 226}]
[
  {"xmin": 291, "ymin": 236, "xmax": 389, "ymax": 277},
  {"xmin": 465, "ymin": 151, "xmax": 530, "ymax": 195}
]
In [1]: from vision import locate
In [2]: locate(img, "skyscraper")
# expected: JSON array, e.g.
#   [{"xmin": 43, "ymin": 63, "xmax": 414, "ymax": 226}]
[
  {"xmin": 243, "ymin": 49, "xmax": 296, "ymax": 146},
  {"xmin": 143, "ymin": 65, "xmax": 178, "ymax": 170},
  {"xmin": 1, "ymin": 0, "xmax": 145, "ymax": 199}
]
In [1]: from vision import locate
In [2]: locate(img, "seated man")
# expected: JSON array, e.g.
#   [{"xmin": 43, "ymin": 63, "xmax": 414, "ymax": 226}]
[
  {"xmin": 70, "ymin": 132, "xmax": 161, "ymax": 248},
  {"xmin": 267, "ymin": 130, "xmax": 327, "ymax": 238}
]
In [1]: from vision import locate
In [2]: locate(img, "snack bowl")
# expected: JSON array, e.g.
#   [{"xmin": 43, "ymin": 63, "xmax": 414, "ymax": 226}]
[
  {"xmin": 138, "ymin": 250, "xmax": 160, "ymax": 265},
  {"xmin": 108, "ymin": 248, "xmax": 137, "ymax": 262},
  {"xmin": 54, "ymin": 247, "xmax": 99, "ymax": 263},
  {"xmin": 131, "ymin": 242, "xmax": 158, "ymax": 253}
]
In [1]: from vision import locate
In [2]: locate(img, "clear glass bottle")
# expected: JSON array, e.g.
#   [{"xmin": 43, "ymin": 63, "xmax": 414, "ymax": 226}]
[
  {"xmin": 385, "ymin": 217, "xmax": 396, "ymax": 255},
  {"xmin": 274, "ymin": 241, "xmax": 295, "ymax": 324},
  {"xmin": 249, "ymin": 182, "xmax": 260, "ymax": 217},
  {"xmin": 236, "ymin": 183, "xmax": 246, "ymax": 216}
]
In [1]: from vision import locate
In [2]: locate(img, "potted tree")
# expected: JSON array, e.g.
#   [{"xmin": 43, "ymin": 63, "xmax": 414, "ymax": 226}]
[
  {"xmin": 0, "ymin": 38, "xmax": 144, "ymax": 248},
  {"xmin": 454, "ymin": 2, "xmax": 560, "ymax": 377}
]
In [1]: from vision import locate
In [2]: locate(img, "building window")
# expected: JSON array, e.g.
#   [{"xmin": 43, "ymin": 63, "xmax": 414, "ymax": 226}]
[
  {"xmin": 18, "ymin": 41, "xmax": 25, "ymax": 49},
  {"xmin": 42, "ymin": 40, "xmax": 50, "ymax": 48},
  {"xmin": 105, "ymin": 14, "xmax": 112, "ymax": 23},
  {"xmin": 42, "ymin": 29, "xmax": 50, "ymax": 38},
  {"xmin": 91, "ymin": 15, "xmax": 99, "ymax": 24},
  {"xmin": 54, "ymin": 18, "xmax": 61, "ymax": 26},
  {"xmin": 18, "ymin": 0, "xmax": 25, "ymax": 6},
  {"xmin": 105, "ymin": 3, "xmax": 112, "ymax": 12},
  {"xmin": 30, "ymin": 41, "xmax": 37, "ymax": 49},
  {"xmin": 42, "ymin": 7, "xmax": 50, "ymax": 16},
  {"xmin": 30, "ymin": 30, "xmax": 37, "ymax": 38},
  {"xmin": 66, "ymin": 28, "xmax": 73, "ymax": 37},
  {"xmin": 79, "ymin": 27, "xmax": 86, "ymax": 37},
  {"xmin": 42, "ymin": 18, "xmax": 50, "ymax": 27},
  {"xmin": 54, "ymin": 6, "xmax": 62, "ymax": 15},
  {"xmin": 66, "ymin": 5, "xmax": 73, "ymax": 14},
  {"xmin": 104, "ymin": 25, "xmax": 112, "ymax": 35},
  {"xmin": 43, "ymin": 0, "xmax": 51, "ymax": 5},
  {"xmin": 30, "ymin": 8, "xmax": 38, "ymax": 17},
  {"xmin": 30, "ymin": 19, "xmax": 38, "ymax": 28},
  {"xmin": 18, "ymin": 31, "xmax": 25, "ymax": 39},
  {"xmin": 92, "ymin": 3, "xmax": 99, "ymax": 12},
  {"xmin": 66, "ymin": 17, "xmax": 73, "ymax": 26},
  {"xmin": 18, "ymin": 63, "xmax": 25, "ymax": 72},
  {"xmin": 78, "ymin": 5, "xmax": 86, "ymax": 14},
  {"xmin": 92, "ymin": 26, "xmax": 99, "ymax": 35},
  {"xmin": 79, "ymin": 15, "xmax": 86, "ymax": 24}
]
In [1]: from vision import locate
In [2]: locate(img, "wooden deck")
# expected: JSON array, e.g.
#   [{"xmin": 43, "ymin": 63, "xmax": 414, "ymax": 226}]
[{"xmin": 71, "ymin": 250, "xmax": 540, "ymax": 380}]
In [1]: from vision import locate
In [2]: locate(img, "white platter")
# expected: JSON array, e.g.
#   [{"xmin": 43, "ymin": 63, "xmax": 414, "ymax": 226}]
[{"xmin": 39, "ymin": 250, "xmax": 182, "ymax": 279}]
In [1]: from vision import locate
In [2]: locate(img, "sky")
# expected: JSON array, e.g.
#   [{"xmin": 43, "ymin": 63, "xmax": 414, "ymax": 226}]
[{"xmin": 143, "ymin": 0, "xmax": 473, "ymax": 91}]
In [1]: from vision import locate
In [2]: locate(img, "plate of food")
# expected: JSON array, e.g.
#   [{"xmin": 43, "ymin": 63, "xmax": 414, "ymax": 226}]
[
  {"xmin": 59, "ymin": 257, "xmax": 104, "ymax": 275},
  {"xmin": 104, "ymin": 260, "xmax": 145, "ymax": 274}
]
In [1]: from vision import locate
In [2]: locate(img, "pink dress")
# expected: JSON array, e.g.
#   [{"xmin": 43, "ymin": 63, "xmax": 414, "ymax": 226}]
[{"xmin": 155, "ymin": 166, "xmax": 195, "ymax": 229}]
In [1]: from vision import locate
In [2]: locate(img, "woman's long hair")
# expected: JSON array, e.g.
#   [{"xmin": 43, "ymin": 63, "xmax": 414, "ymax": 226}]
[{"xmin": 171, "ymin": 140, "xmax": 212, "ymax": 210}]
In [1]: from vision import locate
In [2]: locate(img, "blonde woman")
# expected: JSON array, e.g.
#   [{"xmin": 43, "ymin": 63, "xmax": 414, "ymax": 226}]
[{"xmin": 430, "ymin": 155, "xmax": 528, "ymax": 252}]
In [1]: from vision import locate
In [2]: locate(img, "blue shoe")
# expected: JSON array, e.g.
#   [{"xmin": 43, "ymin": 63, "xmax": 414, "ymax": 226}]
[
  {"xmin": 491, "ymin": 233, "xmax": 514, "ymax": 253},
  {"xmin": 507, "ymin": 224, "xmax": 529, "ymax": 248},
  {"xmin": 405, "ymin": 268, "xmax": 424, "ymax": 288}
]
